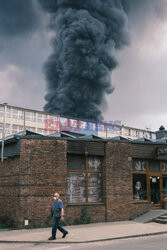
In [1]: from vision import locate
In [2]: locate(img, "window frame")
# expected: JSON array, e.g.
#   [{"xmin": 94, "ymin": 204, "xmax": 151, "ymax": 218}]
[
  {"xmin": 12, "ymin": 124, "xmax": 24, "ymax": 134},
  {"xmin": 13, "ymin": 109, "xmax": 23, "ymax": 120},
  {"xmin": 38, "ymin": 113, "xmax": 47, "ymax": 123},
  {"xmin": 132, "ymin": 159, "xmax": 147, "ymax": 201},
  {"xmin": 25, "ymin": 111, "xmax": 36, "ymax": 122},
  {"xmin": 67, "ymin": 154, "xmax": 103, "ymax": 204}
]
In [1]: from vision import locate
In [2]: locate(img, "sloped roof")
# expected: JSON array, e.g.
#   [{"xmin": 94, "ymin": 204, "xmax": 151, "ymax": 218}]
[
  {"xmin": 155, "ymin": 137, "xmax": 167, "ymax": 143},
  {"xmin": 77, "ymin": 134, "xmax": 104, "ymax": 140},
  {"xmin": 107, "ymin": 136, "xmax": 132, "ymax": 142},
  {"xmin": 132, "ymin": 137, "xmax": 153, "ymax": 143}
]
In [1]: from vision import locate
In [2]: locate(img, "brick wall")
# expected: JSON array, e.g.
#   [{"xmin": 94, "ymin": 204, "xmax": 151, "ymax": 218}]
[
  {"xmin": 0, "ymin": 139, "xmax": 67, "ymax": 228},
  {"xmin": 18, "ymin": 139, "xmax": 67, "ymax": 228},
  {"xmin": 0, "ymin": 156, "xmax": 20, "ymax": 227},
  {"xmin": 105, "ymin": 141, "xmax": 150, "ymax": 221},
  {"xmin": 66, "ymin": 204, "xmax": 106, "ymax": 224},
  {"xmin": 0, "ymin": 139, "xmax": 151, "ymax": 228}
]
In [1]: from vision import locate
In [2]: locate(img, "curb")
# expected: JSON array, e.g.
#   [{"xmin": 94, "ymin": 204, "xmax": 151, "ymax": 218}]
[{"xmin": 0, "ymin": 231, "xmax": 167, "ymax": 244}]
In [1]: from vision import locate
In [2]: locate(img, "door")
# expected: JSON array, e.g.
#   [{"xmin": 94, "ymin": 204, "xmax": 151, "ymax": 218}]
[
  {"xmin": 148, "ymin": 160, "xmax": 162, "ymax": 208},
  {"xmin": 149, "ymin": 176, "xmax": 161, "ymax": 205}
]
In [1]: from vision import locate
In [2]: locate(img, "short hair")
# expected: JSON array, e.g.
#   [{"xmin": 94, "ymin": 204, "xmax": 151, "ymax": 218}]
[{"xmin": 54, "ymin": 192, "xmax": 59, "ymax": 197}]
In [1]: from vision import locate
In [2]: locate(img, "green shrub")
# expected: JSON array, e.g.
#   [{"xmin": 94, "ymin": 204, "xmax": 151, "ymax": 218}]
[{"xmin": 74, "ymin": 207, "xmax": 91, "ymax": 225}]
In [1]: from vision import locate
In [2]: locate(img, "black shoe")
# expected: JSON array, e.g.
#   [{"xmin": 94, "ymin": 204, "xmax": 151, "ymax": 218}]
[
  {"xmin": 62, "ymin": 232, "xmax": 68, "ymax": 238},
  {"xmin": 48, "ymin": 236, "xmax": 56, "ymax": 240}
]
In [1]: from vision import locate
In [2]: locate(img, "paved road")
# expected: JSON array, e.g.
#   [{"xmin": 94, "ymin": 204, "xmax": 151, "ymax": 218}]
[{"xmin": 0, "ymin": 234, "xmax": 167, "ymax": 250}]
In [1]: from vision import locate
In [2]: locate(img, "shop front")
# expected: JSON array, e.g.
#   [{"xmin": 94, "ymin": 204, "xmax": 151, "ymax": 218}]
[{"xmin": 132, "ymin": 144, "xmax": 167, "ymax": 208}]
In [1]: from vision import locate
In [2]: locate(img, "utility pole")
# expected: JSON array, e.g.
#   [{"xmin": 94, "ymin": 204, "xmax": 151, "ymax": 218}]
[{"xmin": 1, "ymin": 103, "xmax": 7, "ymax": 162}]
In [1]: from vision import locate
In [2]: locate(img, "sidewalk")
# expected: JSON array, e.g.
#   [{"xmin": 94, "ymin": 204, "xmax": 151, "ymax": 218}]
[{"xmin": 0, "ymin": 220, "xmax": 167, "ymax": 243}]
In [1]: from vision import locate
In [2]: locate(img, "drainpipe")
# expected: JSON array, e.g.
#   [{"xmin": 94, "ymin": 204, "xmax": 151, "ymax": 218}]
[{"xmin": 1, "ymin": 103, "xmax": 7, "ymax": 162}]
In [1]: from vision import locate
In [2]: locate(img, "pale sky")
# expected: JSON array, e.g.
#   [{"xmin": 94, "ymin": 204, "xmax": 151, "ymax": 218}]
[{"xmin": 1, "ymin": 0, "xmax": 167, "ymax": 132}]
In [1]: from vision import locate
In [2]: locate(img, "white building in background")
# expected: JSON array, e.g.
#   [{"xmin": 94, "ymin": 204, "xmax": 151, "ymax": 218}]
[{"xmin": 0, "ymin": 103, "xmax": 156, "ymax": 140}]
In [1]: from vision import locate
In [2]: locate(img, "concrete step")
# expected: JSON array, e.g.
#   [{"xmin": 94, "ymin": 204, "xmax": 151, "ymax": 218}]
[
  {"xmin": 158, "ymin": 215, "xmax": 167, "ymax": 220},
  {"xmin": 133, "ymin": 209, "xmax": 167, "ymax": 223},
  {"xmin": 153, "ymin": 218, "xmax": 167, "ymax": 224}
]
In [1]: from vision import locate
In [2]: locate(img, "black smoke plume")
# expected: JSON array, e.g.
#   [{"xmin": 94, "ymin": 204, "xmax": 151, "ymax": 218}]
[
  {"xmin": 0, "ymin": 0, "xmax": 41, "ymax": 37},
  {"xmin": 39, "ymin": 0, "xmax": 129, "ymax": 120}
]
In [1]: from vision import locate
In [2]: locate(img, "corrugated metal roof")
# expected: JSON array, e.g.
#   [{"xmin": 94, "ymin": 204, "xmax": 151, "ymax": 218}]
[
  {"xmin": 107, "ymin": 136, "xmax": 132, "ymax": 142},
  {"xmin": 2, "ymin": 130, "xmax": 167, "ymax": 161}
]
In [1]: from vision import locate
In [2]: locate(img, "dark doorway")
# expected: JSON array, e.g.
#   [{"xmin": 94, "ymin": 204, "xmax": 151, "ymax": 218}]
[{"xmin": 150, "ymin": 176, "xmax": 160, "ymax": 205}]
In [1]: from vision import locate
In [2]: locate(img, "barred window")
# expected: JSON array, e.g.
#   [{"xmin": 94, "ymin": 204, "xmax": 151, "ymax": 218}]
[{"xmin": 67, "ymin": 155, "xmax": 102, "ymax": 203}]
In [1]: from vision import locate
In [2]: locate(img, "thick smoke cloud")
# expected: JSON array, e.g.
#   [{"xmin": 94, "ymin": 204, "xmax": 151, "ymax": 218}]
[
  {"xmin": 0, "ymin": 0, "xmax": 41, "ymax": 37},
  {"xmin": 39, "ymin": 0, "xmax": 129, "ymax": 120},
  {"xmin": 0, "ymin": 0, "xmax": 50, "ymax": 112}
]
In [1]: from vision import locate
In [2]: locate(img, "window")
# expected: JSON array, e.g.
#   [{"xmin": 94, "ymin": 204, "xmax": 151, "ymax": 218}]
[
  {"xmin": 136, "ymin": 131, "xmax": 139, "ymax": 138},
  {"xmin": 163, "ymin": 176, "xmax": 167, "ymax": 199},
  {"xmin": 131, "ymin": 130, "xmax": 137, "ymax": 137},
  {"xmin": 113, "ymin": 125, "xmax": 121, "ymax": 135},
  {"xmin": 6, "ymin": 108, "xmax": 10, "ymax": 118},
  {"xmin": 133, "ymin": 160, "xmax": 146, "ymax": 172},
  {"xmin": 162, "ymin": 161, "xmax": 167, "ymax": 173},
  {"xmin": 89, "ymin": 122, "xmax": 96, "ymax": 131},
  {"xmin": 0, "ymin": 123, "xmax": 3, "ymax": 133},
  {"xmin": 146, "ymin": 132, "xmax": 150, "ymax": 139},
  {"xmin": 0, "ymin": 123, "xmax": 10, "ymax": 135},
  {"xmin": 133, "ymin": 174, "xmax": 147, "ymax": 200},
  {"xmin": 69, "ymin": 119, "xmax": 78, "ymax": 128},
  {"xmin": 107, "ymin": 125, "xmax": 114, "ymax": 133},
  {"xmin": 0, "ymin": 107, "xmax": 10, "ymax": 118},
  {"xmin": 152, "ymin": 134, "xmax": 156, "ymax": 140},
  {"xmin": 79, "ymin": 121, "xmax": 87, "ymax": 129},
  {"xmin": 125, "ymin": 128, "xmax": 131, "ymax": 136},
  {"xmin": 49, "ymin": 115, "xmax": 58, "ymax": 124},
  {"xmin": 0, "ymin": 107, "xmax": 4, "ymax": 117},
  {"xmin": 12, "ymin": 125, "xmax": 23, "ymax": 134},
  {"xmin": 67, "ymin": 155, "xmax": 102, "ymax": 203},
  {"xmin": 98, "ymin": 123, "xmax": 105, "ymax": 132},
  {"xmin": 13, "ymin": 109, "xmax": 23, "ymax": 120},
  {"xmin": 38, "ymin": 113, "xmax": 47, "ymax": 123},
  {"xmin": 149, "ymin": 160, "xmax": 160, "ymax": 173},
  {"xmin": 60, "ymin": 117, "xmax": 68, "ymax": 130},
  {"xmin": 25, "ymin": 112, "xmax": 35, "ymax": 121},
  {"xmin": 5, "ymin": 124, "xmax": 10, "ymax": 134},
  {"xmin": 133, "ymin": 159, "xmax": 147, "ymax": 200},
  {"xmin": 139, "ymin": 131, "xmax": 144, "ymax": 138}
]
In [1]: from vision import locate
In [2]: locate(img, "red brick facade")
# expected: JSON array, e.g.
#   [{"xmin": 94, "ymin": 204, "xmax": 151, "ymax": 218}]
[{"xmin": 0, "ymin": 139, "xmax": 151, "ymax": 228}]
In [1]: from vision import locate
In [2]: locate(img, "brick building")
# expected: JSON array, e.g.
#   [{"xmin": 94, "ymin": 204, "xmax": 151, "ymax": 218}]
[{"xmin": 0, "ymin": 130, "xmax": 167, "ymax": 228}]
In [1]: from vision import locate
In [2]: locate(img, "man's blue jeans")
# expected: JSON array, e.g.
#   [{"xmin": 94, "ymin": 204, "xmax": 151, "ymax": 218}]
[{"xmin": 52, "ymin": 217, "xmax": 67, "ymax": 238}]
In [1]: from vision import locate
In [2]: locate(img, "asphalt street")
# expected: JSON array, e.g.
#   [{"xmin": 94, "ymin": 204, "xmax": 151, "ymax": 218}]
[{"xmin": 0, "ymin": 234, "xmax": 167, "ymax": 250}]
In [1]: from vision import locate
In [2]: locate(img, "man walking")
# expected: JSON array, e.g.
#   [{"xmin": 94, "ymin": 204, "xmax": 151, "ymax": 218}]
[{"xmin": 48, "ymin": 192, "xmax": 68, "ymax": 240}]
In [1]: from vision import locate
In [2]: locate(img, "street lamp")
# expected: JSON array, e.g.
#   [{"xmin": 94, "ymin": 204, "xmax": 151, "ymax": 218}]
[{"xmin": 1, "ymin": 103, "xmax": 7, "ymax": 162}]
